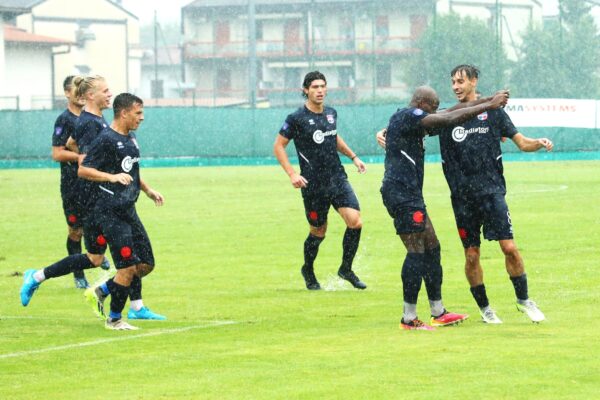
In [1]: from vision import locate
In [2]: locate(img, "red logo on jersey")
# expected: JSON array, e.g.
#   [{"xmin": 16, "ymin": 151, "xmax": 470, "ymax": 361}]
[
  {"xmin": 120, "ymin": 246, "xmax": 132, "ymax": 259},
  {"xmin": 68, "ymin": 214, "xmax": 77, "ymax": 224},
  {"xmin": 96, "ymin": 235, "xmax": 107, "ymax": 246},
  {"xmin": 309, "ymin": 211, "xmax": 318, "ymax": 221},
  {"xmin": 413, "ymin": 211, "xmax": 424, "ymax": 224},
  {"xmin": 458, "ymin": 228, "xmax": 468, "ymax": 239},
  {"xmin": 477, "ymin": 112, "xmax": 488, "ymax": 121},
  {"xmin": 326, "ymin": 114, "xmax": 335, "ymax": 124}
]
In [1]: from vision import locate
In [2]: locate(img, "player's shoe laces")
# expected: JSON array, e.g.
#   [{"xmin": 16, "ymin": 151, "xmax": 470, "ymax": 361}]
[
  {"xmin": 516, "ymin": 299, "xmax": 545, "ymax": 323},
  {"xmin": 74, "ymin": 277, "xmax": 90, "ymax": 289},
  {"xmin": 337, "ymin": 268, "xmax": 367, "ymax": 290},
  {"xmin": 301, "ymin": 265, "xmax": 321, "ymax": 290},
  {"xmin": 100, "ymin": 257, "xmax": 111, "ymax": 271},
  {"xmin": 401, "ymin": 318, "xmax": 435, "ymax": 331},
  {"xmin": 430, "ymin": 310, "xmax": 469, "ymax": 327},
  {"xmin": 20, "ymin": 269, "xmax": 40, "ymax": 306},
  {"xmin": 105, "ymin": 318, "xmax": 139, "ymax": 331},
  {"xmin": 480, "ymin": 307, "xmax": 503, "ymax": 324},
  {"xmin": 84, "ymin": 287, "xmax": 107, "ymax": 320},
  {"xmin": 127, "ymin": 307, "xmax": 167, "ymax": 320}
]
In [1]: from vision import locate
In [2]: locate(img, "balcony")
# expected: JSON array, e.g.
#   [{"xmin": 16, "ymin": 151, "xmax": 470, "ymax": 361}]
[{"xmin": 184, "ymin": 36, "xmax": 417, "ymax": 60}]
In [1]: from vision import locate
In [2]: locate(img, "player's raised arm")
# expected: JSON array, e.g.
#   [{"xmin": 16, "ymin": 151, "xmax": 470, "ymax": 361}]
[
  {"xmin": 273, "ymin": 134, "xmax": 308, "ymax": 188},
  {"xmin": 336, "ymin": 135, "xmax": 366, "ymax": 173},
  {"xmin": 421, "ymin": 92, "xmax": 508, "ymax": 129}
]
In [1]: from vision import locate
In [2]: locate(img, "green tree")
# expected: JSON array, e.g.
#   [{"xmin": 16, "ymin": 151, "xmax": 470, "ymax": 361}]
[
  {"xmin": 405, "ymin": 13, "xmax": 509, "ymax": 103},
  {"xmin": 511, "ymin": 0, "xmax": 600, "ymax": 98}
]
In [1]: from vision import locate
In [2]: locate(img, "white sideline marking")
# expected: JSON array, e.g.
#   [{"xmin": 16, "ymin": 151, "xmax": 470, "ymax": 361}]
[{"xmin": 0, "ymin": 320, "xmax": 236, "ymax": 360}]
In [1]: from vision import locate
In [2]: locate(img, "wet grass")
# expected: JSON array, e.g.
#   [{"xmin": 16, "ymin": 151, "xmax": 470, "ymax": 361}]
[{"xmin": 0, "ymin": 161, "xmax": 599, "ymax": 399}]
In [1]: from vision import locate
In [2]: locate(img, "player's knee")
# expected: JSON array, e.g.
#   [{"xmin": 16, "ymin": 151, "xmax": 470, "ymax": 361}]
[
  {"xmin": 500, "ymin": 242, "xmax": 519, "ymax": 257},
  {"xmin": 347, "ymin": 217, "xmax": 362, "ymax": 229},
  {"xmin": 135, "ymin": 263, "xmax": 154, "ymax": 278},
  {"xmin": 87, "ymin": 253, "xmax": 105, "ymax": 267},
  {"xmin": 465, "ymin": 248, "xmax": 480, "ymax": 268},
  {"xmin": 68, "ymin": 228, "xmax": 83, "ymax": 241},
  {"xmin": 310, "ymin": 224, "xmax": 327, "ymax": 237}
]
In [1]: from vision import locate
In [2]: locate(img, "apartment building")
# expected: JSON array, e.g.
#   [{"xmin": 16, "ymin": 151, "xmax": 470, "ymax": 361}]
[{"xmin": 182, "ymin": 0, "xmax": 434, "ymax": 106}]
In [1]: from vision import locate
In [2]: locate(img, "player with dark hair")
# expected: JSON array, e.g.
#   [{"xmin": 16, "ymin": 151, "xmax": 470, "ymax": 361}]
[
  {"xmin": 51, "ymin": 75, "xmax": 107, "ymax": 288},
  {"xmin": 381, "ymin": 86, "xmax": 508, "ymax": 330},
  {"xmin": 79, "ymin": 93, "xmax": 165, "ymax": 330},
  {"xmin": 274, "ymin": 71, "xmax": 368, "ymax": 290}
]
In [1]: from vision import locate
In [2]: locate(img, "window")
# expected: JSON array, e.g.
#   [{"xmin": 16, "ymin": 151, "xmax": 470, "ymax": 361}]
[
  {"xmin": 376, "ymin": 16, "xmax": 389, "ymax": 38},
  {"xmin": 410, "ymin": 15, "xmax": 428, "ymax": 38},
  {"xmin": 376, "ymin": 62, "xmax": 391, "ymax": 88}
]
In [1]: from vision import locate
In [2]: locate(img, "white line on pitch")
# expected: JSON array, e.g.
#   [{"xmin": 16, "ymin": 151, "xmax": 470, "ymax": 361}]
[{"xmin": 0, "ymin": 320, "xmax": 236, "ymax": 360}]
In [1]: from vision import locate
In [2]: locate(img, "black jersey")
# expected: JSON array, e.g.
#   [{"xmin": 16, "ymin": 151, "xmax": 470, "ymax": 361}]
[
  {"xmin": 51, "ymin": 109, "xmax": 78, "ymax": 195},
  {"xmin": 72, "ymin": 110, "xmax": 109, "ymax": 209},
  {"xmin": 381, "ymin": 107, "xmax": 430, "ymax": 207},
  {"xmin": 438, "ymin": 108, "xmax": 518, "ymax": 197},
  {"xmin": 82, "ymin": 128, "xmax": 141, "ymax": 209},
  {"xmin": 279, "ymin": 105, "xmax": 346, "ymax": 185}
]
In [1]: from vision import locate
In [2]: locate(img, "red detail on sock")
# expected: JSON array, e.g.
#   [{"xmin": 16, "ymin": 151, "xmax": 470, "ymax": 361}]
[
  {"xmin": 309, "ymin": 211, "xmax": 318, "ymax": 221},
  {"xmin": 68, "ymin": 214, "xmax": 77, "ymax": 224},
  {"xmin": 120, "ymin": 246, "xmax": 132, "ymax": 259},
  {"xmin": 96, "ymin": 235, "xmax": 107, "ymax": 246},
  {"xmin": 413, "ymin": 211, "xmax": 424, "ymax": 223},
  {"xmin": 458, "ymin": 228, "xmax": 468, "ymax": 239}
]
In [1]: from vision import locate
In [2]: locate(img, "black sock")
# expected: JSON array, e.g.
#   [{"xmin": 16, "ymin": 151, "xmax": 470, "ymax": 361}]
[
  {"xmin": 401, "ymin": 253, "xmax": 425, "ymax": 304},
  {"xmin": 510, "ymin": 274, "xmax": 529, "ymax": 301},
  {"xmin": 67, "ymin": 238, "xmax": 85, "ymax": 279},
  {"xmin": 129, "ymin": 275, "xmax": 142, "ymax": 301},
  {"xmin": 423, "ymin": 246, "xmax": 443, "ymax": 301},
  {"xmin": 470, "ymin": 284, "xmax": 490, "ymax": 309},
  {"xmin": 109, "ymin": 281, "xmax": 130, "ymax": 320},
  {"xmin": 303, "ymin": 234, "xmax": 324, "ymax": 270},
  {"xmin": 340, "ymin": 227, "xmax": 361, "ymax": 272},
  {"xmin": 43, "ymin": 254, "xmax": 93, "ymax": 279}
]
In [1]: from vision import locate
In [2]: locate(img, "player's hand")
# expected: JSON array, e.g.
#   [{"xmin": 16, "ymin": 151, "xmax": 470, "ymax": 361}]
[
  {"xmin": 538, "ymin": 138, "xmax": 553, "ymax": 151},
  {"xmin": 111, "ymin": 173, "xmax": 133, "ymax": 185},
  {"xmin": 376, "ymin": 128, "xmax": 387, "ymax": 149},
  {"xmin": 353, "ymin": 157, "xmax": 367, "ymax": 174},
  {"xmin": 495, "ymin": 89, "xmax": 510, "ymax": 99},
  {"xmin": 145, "ymin": 188, "xmax": 165, "ymax": 206},
  {"xmin": 290, "ymin": 173, "xmax": 308, "ymax": 189},
  {"xmin": 489, "ymin": 92, "xmax": 509, "ymax": 109}
]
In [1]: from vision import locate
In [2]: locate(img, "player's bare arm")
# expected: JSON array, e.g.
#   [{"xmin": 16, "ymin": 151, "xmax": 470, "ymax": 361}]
[
  {"xmin": 141, "ymin": 178, "xmax": 164, "ymax": 206},
  {"xmin": 336, "ymin": 135, "xmax": 366, "ymax": 173},
  {"xmin": 421, "ymin": 93, "xmax": 508, "ymax": 129},
  {"xmin": 51, "ymin": 145, "xmax": 79, "ymax": 163},
  {"xmin": 65, "ymin": 136, "xmax": 79, "ymax": 153},
  {"xmin": 442, "ymin": 89, "xmax": 510, "ymax": 113},
  {"xmin": 511, "ymin": 133, "xmax": 554, "ymax": 152},
  {"xmin": 78, "ymin": 163, "xmax": 132, "ymax": 185},
  {"xmin": 273, "ymin": 134, "xmax": 308, "ymax": 188}
]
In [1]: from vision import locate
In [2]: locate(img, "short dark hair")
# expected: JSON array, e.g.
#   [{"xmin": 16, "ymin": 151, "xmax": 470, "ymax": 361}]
[
  {"xmin": 451, "ymin": 64, "xmax": 480, "ymax": 80},
  {"xmin": 302, "ymin": 71, "xmax": 326, "ymax": 98},
  {"xmin": 63, "ymin": 75, "xmax": 76, "ymax": 91},
  {"xmin": 113, "ymin": 93, "xmax": 143, "ymax": 118}
]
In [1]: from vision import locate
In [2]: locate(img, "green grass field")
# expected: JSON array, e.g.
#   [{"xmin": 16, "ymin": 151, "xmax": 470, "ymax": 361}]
[{"xmin": 1, "ymin": 161, "xmax": 599, "ymax": 399}]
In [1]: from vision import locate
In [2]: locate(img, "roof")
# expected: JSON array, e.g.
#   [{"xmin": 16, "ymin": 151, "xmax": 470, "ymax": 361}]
[
  {"xmin": 141, "ymin": 45, "xmax": 182, "ymax": 66},
  {"xmin": 4, "ymin": 24, "xmax": 71, "ymax": 45},
  {"xmin": 0, "ymin": 0, "xmax": 42, "ymax": 15},
  {"xmin": 183, "ymin": 0, "xmax": 379, "ymax": 8}
]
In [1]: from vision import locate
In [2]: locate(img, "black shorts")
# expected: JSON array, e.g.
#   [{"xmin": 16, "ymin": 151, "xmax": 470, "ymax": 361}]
[
  {"xmin": 301, "ymin": 178, "xmax": 360, "ymax": 227},
  {"xmin": 82, "ymin": 211, "xmax": 107, "ymax": 256},
  {"xmin": 388, "ymin": 205, "xmax": 427, "ymax": 235},
  {"xmin": 96, "ymin": 205, "xmax": 154, "ymax": 269},
  {"xmin": 62, "ymin": 193, "xmax": 85, "ymax": 229},
  {"xmin": 451, "ymin": 193, "xmax": 513, "ymax": 248}
]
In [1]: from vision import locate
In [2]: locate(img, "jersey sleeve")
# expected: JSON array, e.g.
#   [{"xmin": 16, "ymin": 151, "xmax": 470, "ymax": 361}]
[
  {"xmin": 82, "ymin": 134, "xmax": 109, "ymax": 170},
  {"xmin": 52, "ymin": 116, "xmax": 69, "ymax": 147},
  {"xmin": 496, "ymin": 109, "xmax": 518, "ymax": 139},
  {"xmin": 279, "ymin": 114, "xmax": 298, "ymax": 140},
  {"xmin": 410, "ymin": 108, "xmax": 430, "ymax": 136}
]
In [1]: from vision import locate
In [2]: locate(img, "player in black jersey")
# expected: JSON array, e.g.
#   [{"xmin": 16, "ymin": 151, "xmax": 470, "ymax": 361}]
[
  {"xmin": 440, "ymin": 65, "xmax": 552, "ymax": 324},
  {"xmin": 79, "ymin": 93, "xmax": 165, "ymax": 330},
  {"xmin": 381, "ymin": 86, "xmax": 507, "ymax": 330},
  {"xmin": 19, "ymin": 76, "xmax": 113, "ymax": 307},
  {"xmin": 51, "ymin": 75, "xmax": 92, "ymax": 288},
  {"xmin": 274, "ymin": 71, "xmax": 367, "ymax": 290}
]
